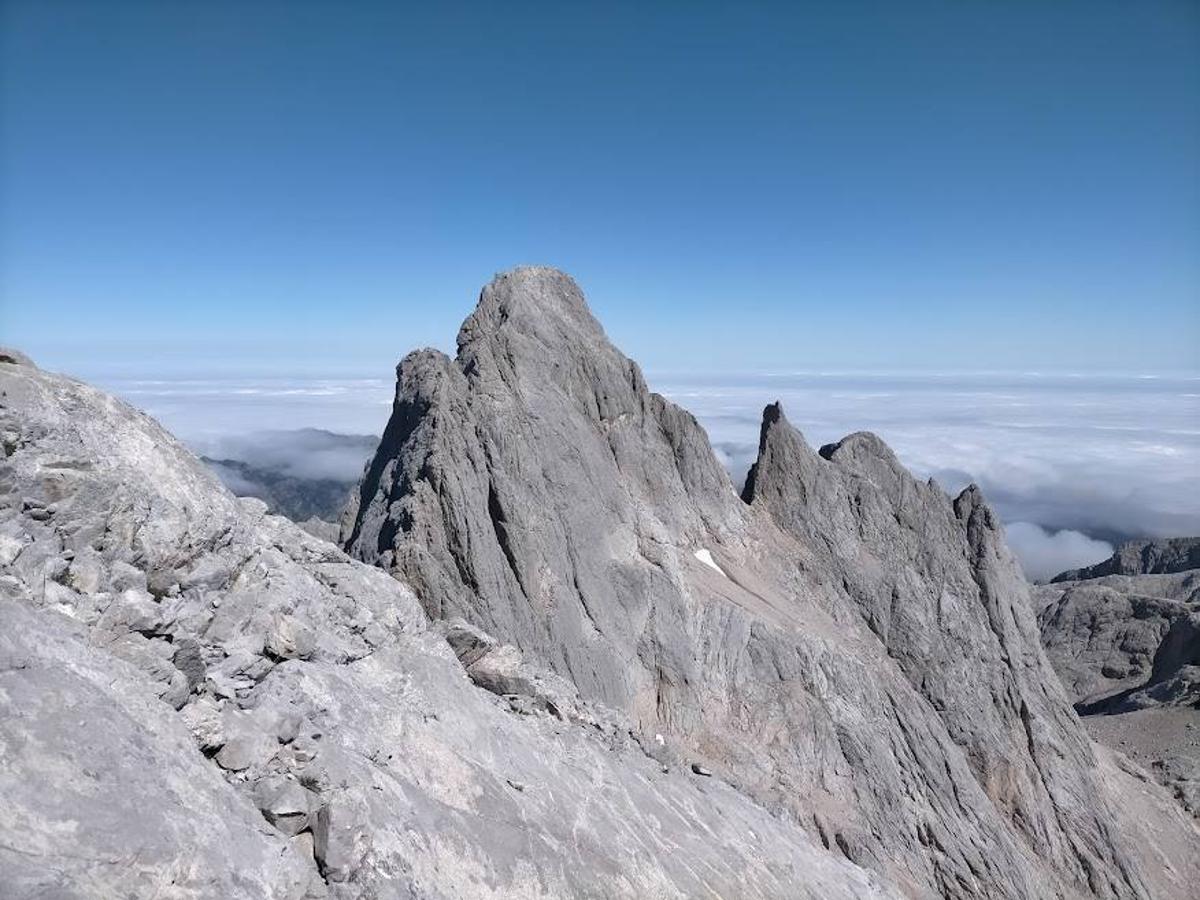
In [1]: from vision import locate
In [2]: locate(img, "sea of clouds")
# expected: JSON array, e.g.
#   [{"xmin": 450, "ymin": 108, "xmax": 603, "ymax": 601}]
[{"xmin": 93, "ymin": 371, "xmax": 1200, "ymax": 582}]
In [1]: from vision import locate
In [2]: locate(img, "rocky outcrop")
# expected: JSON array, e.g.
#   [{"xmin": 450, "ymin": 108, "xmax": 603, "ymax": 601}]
[
  {"xmin": 1034, "ymin": 568, "xmax": 1200, "ymax": 816},
  {"xmin": 1034, "ymin": 573, "xmax": 1199, "ymax": 708},
  {"xmin": 344, "ymin": 267, "xmax": 1200, "ymax": 899},
  {"xmin": 0, "ymin": 350, "xmax": 901, "ymax": 898},
  {"xmin": 1052, "ymin": 538, "xmax": 1200, "ymax": 582}
]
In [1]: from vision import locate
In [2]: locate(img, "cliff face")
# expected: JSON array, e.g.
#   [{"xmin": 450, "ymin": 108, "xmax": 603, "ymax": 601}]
[
  {"xmin": 343, "ymin": 268, "xmax": 1200, "ymax": 899},
  {"xmin": 0, "ymin": 349, "xmax": 900, "ymax": 899},
  {"xmin": 1034, "ymin": 567, "xmax": 1200, "ymax": 817}
]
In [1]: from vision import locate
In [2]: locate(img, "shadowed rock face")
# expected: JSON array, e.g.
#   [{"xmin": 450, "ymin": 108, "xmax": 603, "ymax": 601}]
[
  {"xmin": 343, "ymin": 267, "xmax": 1200, "ymax": 900},
  {"xmin": 0, "ymin": 349, "xmax": 903, "ymax": 898}
]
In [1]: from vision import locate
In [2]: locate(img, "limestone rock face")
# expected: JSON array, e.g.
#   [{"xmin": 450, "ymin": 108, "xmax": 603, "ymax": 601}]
[
  {"xmin": 1052, "ymin": 538, "xmax": 1200, "ymax": 582},
  {"xmin": 1034, "ymin": 568, "xmax": 1200, "ymax": 816},
  {"xmin": 344, "ymin": 267, "xmax": 1200, "ymax": 900},
  {"xmin": 1034, "ymin": 573, "xmax": 1200, "ymax": 707},
  {"xmin": 0, "ymin": 350, "xmax": 898, "ymax": 897},
  {"xmin": 0, "ymin": 598, "xmax": 313, "ymax": 900}
]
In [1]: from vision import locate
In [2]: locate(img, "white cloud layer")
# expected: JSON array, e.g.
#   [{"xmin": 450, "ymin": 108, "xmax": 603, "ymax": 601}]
[
  {"xmin": 195, "ymin": 429, "xmax": 379, "ymax": 482},
  {"xmin": 92, "ymin": 370, "xmax": 1200, "ymax": 581},
  {"xmin": 1001, "ymin": 522, "xmax": 1112, "ymax": 582},
  {"xmin": 660, "ymin": 372, "xmax": 1200, "ymax": 583}
]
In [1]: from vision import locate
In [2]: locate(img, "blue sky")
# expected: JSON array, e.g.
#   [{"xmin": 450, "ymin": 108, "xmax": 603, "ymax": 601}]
[{"xmin": 2, "ymin": 1, "xmax": 1197, "ymax": 375}]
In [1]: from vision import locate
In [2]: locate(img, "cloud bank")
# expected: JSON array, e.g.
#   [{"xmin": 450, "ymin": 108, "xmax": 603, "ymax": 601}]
[
  {"xmin": 1001, "ymin": 523, "xmax": 1113, "ymax": 583},
  {"xmin": 658, "ymin": 372, "xmax": 1199, "ymax": 577},
  {"xmin": 196, "ymin": 429, "xmax": 379, "ymax": 482},
  {"xmin": 95, "ymin": 370, "xmax": 1199, "ymax": 582}
]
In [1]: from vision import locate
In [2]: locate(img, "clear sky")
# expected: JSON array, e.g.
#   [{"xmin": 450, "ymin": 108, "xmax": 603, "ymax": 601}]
[{"xmin": 2, "ymin": 1, "xmax": 1197, "ymax": 375}]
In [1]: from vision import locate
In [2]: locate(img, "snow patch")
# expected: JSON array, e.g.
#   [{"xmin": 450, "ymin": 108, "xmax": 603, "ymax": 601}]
[{"xmin": 693, "ymin": 548, "xmax": 727, "ymax": 577}]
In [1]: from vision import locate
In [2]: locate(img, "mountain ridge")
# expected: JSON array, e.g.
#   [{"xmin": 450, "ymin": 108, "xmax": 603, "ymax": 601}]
[
  {"xmin": 0, "ymin": 344, "xmax": 900, "ymax": 898},
  {"xmin": 3, "ymin": 267, "xmax": 1198, "ymax": 898},
  {"xmin": 342, "ymin": 267, "xmax": 1200, "ymax": 899},
  {"xmin": 1052, "ymin": 537, "xmax": 1200, "ymax": 583}
]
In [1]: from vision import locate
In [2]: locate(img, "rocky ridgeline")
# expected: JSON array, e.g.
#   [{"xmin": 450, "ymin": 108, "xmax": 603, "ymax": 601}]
[
  {"xmin": 2, "ymin": 269, "xmax": 1199, "ymax": 899},
  {"xmin": 342, "ymin": 268, "xmax": 1198, "ymax": 899},
  {"xmin": 0, "ymin": 350, "xmax": 898, "ymax": 899},
  {"xmin": 1051, "ymin": 538, "xmax": 1200, "ymax": 583}
]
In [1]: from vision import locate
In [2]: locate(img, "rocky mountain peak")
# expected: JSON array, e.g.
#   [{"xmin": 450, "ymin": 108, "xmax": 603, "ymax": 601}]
[
  {"xmin": 343, "ymin": 269, "xmax": 1200, "ymax": 900},
  {"xmin": 457, "ymin": 266, "xmax": 604, "ymax": 352},
  {"xmin": 741, "ymin": 400, "xmax": 821, "ymax": 505},
  {"xmin": 4, "ymin": 347, "xmax": 908, "ymax": 899},
  {"xmin": 453, "ymin": 266, "xmax": 628, "ymax": 399}
]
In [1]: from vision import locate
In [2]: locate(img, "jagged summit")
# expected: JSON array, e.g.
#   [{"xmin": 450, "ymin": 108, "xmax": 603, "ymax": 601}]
[
  {"xmin": 741, "ymin": 400, "xmax": 819, "ymax": 505},
  {"xmin": 343, "ymin": 269, "xmax": 1199, "ymax": 900},
  {"xmin": 458, "ymin": 266, "xmax": 607, "ymax": 354}
]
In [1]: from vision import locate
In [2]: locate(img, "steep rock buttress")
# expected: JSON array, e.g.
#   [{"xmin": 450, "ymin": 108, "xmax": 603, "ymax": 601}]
[{"xmin": 343, "ymin": 267, "xmax": 1200, "ymax": 900}]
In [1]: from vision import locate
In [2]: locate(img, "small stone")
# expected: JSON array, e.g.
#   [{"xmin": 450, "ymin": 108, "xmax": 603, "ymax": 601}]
[
  {"xmin": 265, "ymin": 614, "xmax": 316, "ymax": 661},
  {"xmin": 0, "ymin": 535, "xmax": 24, "ymax": 567},
  {"xmin": 97, "ymin": 589, "xmax": 161, "ymax": 636},
  {"xmin": 172, "ymin": 638, "xmax": 206, "ymax": 690},
  {"xmin": 108, "ymin": 561, "xmax": 148, "ymax": 593},
  {"xmin": 181, "ymin": 697, "xmax": 225, "ymax": 751},
  {"xmin": 312, "ymin": 799, "xmax": 366, "ymax": 884},
  {"xmin": 215, "ymin": 735, "xmax": 264, "ymax": 772},
  {"xmin": 67, "ymin": 552, "xmax": 104, "ymax": 594},
  {"xmin": 208, "ymin": 672, "xmax": 240, "ymax": 700},
  {"xmin": 253, "ymin": 775, "xmax": 314, "ymax": 836}
]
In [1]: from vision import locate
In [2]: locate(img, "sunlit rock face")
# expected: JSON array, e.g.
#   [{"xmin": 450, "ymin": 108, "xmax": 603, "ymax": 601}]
[
  {"xmin": 1035, "ymin": 560, "xmax": 1200, "ymax": 818},
  {"xmin": 0, "ymin": 345, "xmax": 901, "ymax": 899},
  {"xmin": 344, "ymin": 267, "xmax": 1200, "ymax": 900}
]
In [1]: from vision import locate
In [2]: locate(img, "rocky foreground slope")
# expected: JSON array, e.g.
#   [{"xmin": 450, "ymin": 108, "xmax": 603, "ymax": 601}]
[
  {"xmin": 342, "ymin": 268, "xmax": 1198, "ymax": 899},
  {"xmin": 0, "ymin": 350, "xmax": 897, "ymax": 898},
  {"xmin": 3, "ymin": 269, "xmax": 1199, "ymax": 899},
  {"xmin": 1035, "ymin": 545, "xmax": 1200, "ymax": 817}
]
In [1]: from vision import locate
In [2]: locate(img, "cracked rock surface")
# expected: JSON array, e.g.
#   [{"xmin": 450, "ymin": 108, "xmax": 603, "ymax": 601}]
[
  {"xmin": 344, "ymin": 267, "xmax": 1200, "ymax": 899},
  {"xmin": 0, "ymin": 349, "xmax": 898, "ymax": 898},
  {"xmin": 1035, "ymin": 566, "xmax": 1200, "ymax": 817}
]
